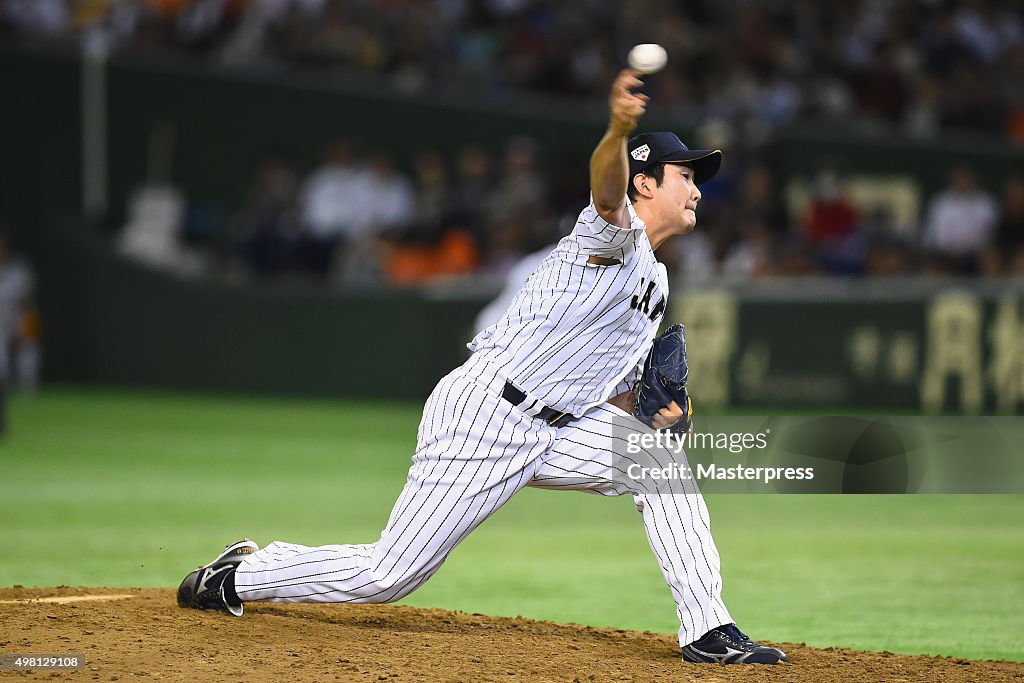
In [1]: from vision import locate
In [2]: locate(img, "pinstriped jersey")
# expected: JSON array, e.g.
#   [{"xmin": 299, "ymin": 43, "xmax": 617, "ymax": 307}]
[{"xmin": 468, "ymin": 198, "xmax": 667, "ymax": 416}]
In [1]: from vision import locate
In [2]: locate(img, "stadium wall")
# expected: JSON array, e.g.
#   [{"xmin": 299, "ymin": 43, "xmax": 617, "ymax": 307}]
[{"xmin": 35, "ymin": 220, "xmax": 1024, "ymax": 413}]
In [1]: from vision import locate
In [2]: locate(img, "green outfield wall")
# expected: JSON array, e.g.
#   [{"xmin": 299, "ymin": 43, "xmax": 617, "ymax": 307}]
[
  {"xmin": 31, "ymin": 221, "xmax": 1024, "ymax": 413},
  {"xmin": 40, "ymin": 222, "xmax": 483, "ymax": 402},
  {"xmin": 674, "ymin": 284, "xmax": 1024, "ymax": 414}
]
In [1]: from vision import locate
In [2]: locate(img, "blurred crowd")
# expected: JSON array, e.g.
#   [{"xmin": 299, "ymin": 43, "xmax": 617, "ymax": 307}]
[
  {"xmin": 119, "ymin": 136, "xmax": 583, "ymax": 284},
  {"xmin": 6, "ymin": 0, "xmax": 1023, "ymax": 284},
  {"xmin": 115, "ymin": 132, "xmax": 1024, "ymax": 285},
  {"xmin": 3, "ymin": 0, "xmax": 1024, "ymax": 142},
  {"xmin": 675, "ymin": 157, "xmax": 1024, "ymax": 281}
]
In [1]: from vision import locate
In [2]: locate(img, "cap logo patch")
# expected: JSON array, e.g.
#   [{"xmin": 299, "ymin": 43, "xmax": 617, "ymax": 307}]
[{"xmin": 630, "ymin": 144, "xmax": 650, "ymax": 161}]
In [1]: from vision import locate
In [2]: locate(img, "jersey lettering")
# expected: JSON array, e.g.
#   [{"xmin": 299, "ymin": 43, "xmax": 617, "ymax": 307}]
[
  {"xmin": 631, "ymin": 279, "xmax": 658, "ymax": 316},
  {"xmin": 630, "ymin": 278, "xmax": 645, "ymax": 310},
  {"xmin": 649, "ymin": 296, "xmax": 666, "ymax": 321}
]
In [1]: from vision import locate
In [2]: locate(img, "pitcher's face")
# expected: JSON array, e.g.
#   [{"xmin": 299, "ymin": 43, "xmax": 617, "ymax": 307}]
[{"xmin": 654, "ymin": 163, "xmax": 702, "ymax": 233}]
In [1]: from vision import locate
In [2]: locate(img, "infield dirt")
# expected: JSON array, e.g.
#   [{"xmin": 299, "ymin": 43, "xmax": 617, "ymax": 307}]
[{"xmin": 1, "ymin": 587, "xmax": 1020, "ymax": 682}]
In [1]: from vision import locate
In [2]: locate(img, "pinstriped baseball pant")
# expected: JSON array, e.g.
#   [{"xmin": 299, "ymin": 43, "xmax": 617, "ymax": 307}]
[{"xmin": 234, "ymin": 362, "xmax": 732, "ymax": 646}]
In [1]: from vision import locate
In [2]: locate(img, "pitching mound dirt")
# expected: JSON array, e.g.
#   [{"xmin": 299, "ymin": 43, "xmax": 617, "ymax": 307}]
[{"xmin": 1, "ymin": 587, "xmax": 1020, "ymax": 682}]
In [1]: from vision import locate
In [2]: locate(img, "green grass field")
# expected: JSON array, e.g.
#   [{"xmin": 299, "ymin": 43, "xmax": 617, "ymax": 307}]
[{"xmin": 1, "ymin": 388, "xmax": 1022, "ymax": 662}]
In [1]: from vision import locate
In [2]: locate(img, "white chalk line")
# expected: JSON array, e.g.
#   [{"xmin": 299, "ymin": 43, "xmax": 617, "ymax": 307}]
[{"xmin": 0, "ymin": 594, "xmax": 136, "ymax": 604}]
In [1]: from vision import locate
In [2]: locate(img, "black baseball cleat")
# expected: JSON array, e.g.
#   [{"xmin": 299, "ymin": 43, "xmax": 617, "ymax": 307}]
[
  {"xmin": 177, "ymin": 539, "xmax": 258, "ymax": 616},
  {"xmin": 682, "ymin": 623, "xmax": 788, "ymax": 664}
]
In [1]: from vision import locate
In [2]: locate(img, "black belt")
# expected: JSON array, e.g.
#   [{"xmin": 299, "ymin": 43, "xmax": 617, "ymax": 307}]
[{"xmin": 501, "ymin": 381, "xmax": 577, "ymax": 428}]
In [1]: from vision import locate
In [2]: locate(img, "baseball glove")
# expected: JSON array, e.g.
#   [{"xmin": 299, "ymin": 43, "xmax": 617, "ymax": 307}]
[{"xmin": 634, "ymin": 323, "xmax": 693, "ymax": 435}]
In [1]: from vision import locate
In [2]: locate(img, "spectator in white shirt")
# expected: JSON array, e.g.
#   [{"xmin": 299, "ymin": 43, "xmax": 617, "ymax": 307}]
[
  {"xmin": 922, "ymin": 164, "xmax": 998, "ymax": 274},
  {"xmin": 296, "ymin": 140, "xmax": 366, "ymax": 276}
]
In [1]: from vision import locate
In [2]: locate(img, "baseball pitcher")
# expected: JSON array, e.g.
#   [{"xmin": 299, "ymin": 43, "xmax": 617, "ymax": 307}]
[{"xmin": 178, "ymin": 69, "xmax": 786, "ymax": 666}]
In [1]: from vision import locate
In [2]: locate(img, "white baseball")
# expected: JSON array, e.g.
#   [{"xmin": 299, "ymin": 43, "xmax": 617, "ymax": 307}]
[{"xmin": 627, "ymin": 44, "xmax": 668, "ymax": 74}]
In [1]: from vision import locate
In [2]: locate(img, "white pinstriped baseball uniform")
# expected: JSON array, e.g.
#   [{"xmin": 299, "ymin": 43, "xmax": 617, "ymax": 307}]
[{"xmin": 234, "ymin": 198, "xmax": 733, "ymax": 646}]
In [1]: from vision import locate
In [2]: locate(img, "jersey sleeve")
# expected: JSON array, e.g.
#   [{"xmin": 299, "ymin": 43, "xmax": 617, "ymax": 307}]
[{"xmin": 570, "ymin": 197, "xmax": 646, "ymax": 258}]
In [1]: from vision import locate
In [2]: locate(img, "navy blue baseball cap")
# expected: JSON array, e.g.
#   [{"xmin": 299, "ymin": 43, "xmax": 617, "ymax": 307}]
[{"xmin": 628, "ymin": 132, "xmax": 722, "ymax": 184}]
